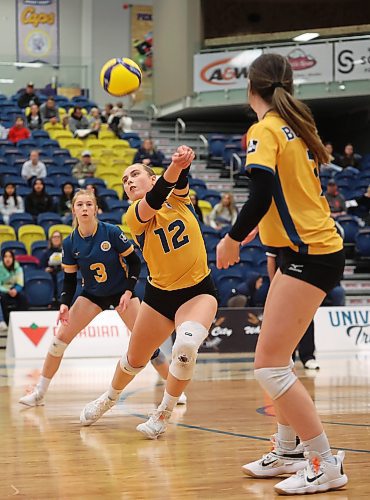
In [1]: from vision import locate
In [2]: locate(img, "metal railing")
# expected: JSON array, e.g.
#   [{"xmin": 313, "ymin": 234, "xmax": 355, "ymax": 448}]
[{"xmin": 175, "ymin": 117, "xmax": 186, "ymax": 141}]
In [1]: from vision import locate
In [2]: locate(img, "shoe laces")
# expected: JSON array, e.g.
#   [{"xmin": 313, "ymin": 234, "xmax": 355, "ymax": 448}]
[{"xmin": 148, "ymin": 409, "xmax": 171, "ymax": 422}]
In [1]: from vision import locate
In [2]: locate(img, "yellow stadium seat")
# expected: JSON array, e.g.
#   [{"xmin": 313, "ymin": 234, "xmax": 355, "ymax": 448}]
[
  {"xmin": 43, "ymin": 122, "xmax": 63, "ymax": 132},
  {"xmin": 58, "ymin": 138, "xmax": 84, "ymax": 149},
  {"xmin": 104, "ymin": 139, "xmax": 130, "ymax": 150},
  {"xmin": 18, "ymin": 225, "xmax": 45, "ymax": 253},
  {"xmin": 122, "ymin": 148, "xmax": 137, "ymax": 163},
  {"xmin": 103, "ymin": 173, "xmax": 122, "ymax": 189},
  {"xmin": 198, "ymin": 200, "xmax": 213, "ymax": 219},
  {"xmin": 0, "ymin": 225, "xmax": 16, "ymax": 246},
  {"xmin": 99, "ymin": 129, "xmax": 116, "ymax": 140},
  {"xmin": 110, "ymin": 182, "xmax": 124, "ymax": 199},
  {"xmin": 95, "ymin": 165, "xmax": 120, "ymax": 177},
  {"xmin": 68, "ymin": 107, "xmax": 87, "ymax": 115},
  {"xmin": 189, "ymin": 188, "xmax": 196, "ymax": 196},
  {"xmin": 58, "ymin": 107, "xmax": 67, "ymax": 117},
  {"xmin": 48, "ymin": 224, "xmax": 73, "ymax": 240},
  {"xmin": 51, "ymin": 130, "xmax": 73, "ymax": 141},
  {"xmin": 152, "ymin": 167, "xmax": 165, "ymax": 176}
]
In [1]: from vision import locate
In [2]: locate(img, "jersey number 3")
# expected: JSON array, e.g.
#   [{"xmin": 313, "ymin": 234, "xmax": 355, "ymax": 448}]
[
  {"xmin": 154, "ymin": 219, "xmax": 190, "ymax": 254},
  {"xmin": 90, "ymin": 263, "xmax": 108, "ymax": 283}
]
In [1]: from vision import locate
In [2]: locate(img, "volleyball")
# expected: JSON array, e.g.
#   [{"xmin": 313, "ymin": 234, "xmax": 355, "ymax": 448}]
[{"xmin": 100, "ymin": 57, "xmax": 142, "ymax": 97}]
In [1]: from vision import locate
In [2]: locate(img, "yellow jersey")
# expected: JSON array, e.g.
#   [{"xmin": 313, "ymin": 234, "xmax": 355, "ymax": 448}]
[
  {"xmin": 246, "ymin": 111, "xmax": 343, "ymax": 255},
  {"xmin": 125, "ymin": 191, "xmax": 210, "ymax": 290}
]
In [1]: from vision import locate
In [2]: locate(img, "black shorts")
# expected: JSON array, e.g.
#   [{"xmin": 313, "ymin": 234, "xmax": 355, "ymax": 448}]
[
  {"xmin": 143, "ymin": 274, "xmax": 218, "ymax": 321},
  {"xmin": 80, "ymin": 290, "xmax": 136, "ymax": 311},
  {"xmin": 280, "ymin": 247, "xmax": 345, "ymax": 293}
]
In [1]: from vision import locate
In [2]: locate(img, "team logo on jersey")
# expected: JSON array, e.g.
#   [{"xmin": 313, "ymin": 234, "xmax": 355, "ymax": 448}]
[
  {"xmin": 119, "ymin": 233, "xmax": 128, "ymax": 243},
  {"xmin": 247, "ymin": 139, "xmax": 258, "ymax": 154},
  {"xmin": 100, "ymin": 241, "xmax": 111, "ymax": 251}
]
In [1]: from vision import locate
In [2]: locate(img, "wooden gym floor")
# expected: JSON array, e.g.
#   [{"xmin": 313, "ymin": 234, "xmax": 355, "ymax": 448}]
[{"xmin": 1, "ymin": 351, "xmax": 369, "ymax": 499}]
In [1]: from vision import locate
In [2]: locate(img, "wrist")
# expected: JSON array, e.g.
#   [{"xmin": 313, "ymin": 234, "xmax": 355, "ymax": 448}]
[{"xmin": 225, "ymin": 233, "xmax": 240, "ymax": 244}]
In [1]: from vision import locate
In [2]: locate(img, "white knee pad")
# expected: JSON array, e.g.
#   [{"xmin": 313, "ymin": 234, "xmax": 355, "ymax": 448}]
[
  {"xmin": 254, "ymin": 364, "xmax": 297, "ymax": 400},
  {"xmin": 119, "ymin": 352, "xmax": 145, "ymax": 376},
  {"xmin": 48, "ymin": 338, "xmax": 68, "ymax": 357},
  {"xmin": 169, "ymin": 321, "xmax": 208, "ymax": 381}
]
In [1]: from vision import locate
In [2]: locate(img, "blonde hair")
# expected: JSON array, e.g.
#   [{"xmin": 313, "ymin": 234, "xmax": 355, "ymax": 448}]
[
  {"xmin": 216, "ymin": 192, "xmax": 236, "ymax": 216},
  {"xmin": 71, "ymin": 189, "xmax": 98, "ymax": 229},
  {"xmin": 248, "ymin": 53, "xmax": 329, "ymax": 165}
]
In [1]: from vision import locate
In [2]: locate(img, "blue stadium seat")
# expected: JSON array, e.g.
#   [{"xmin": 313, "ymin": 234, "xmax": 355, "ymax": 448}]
[
  {"xmin": 215, "ymin": 269, "xmax": 245, "ymax": 306},
  {"xmin": 16, "ymin": 186, "xmax": 32, "ymax": 196},
  {"xmin": 39, "ymin": 139, "xmax": 60, "ymax": 154},
  {"xmin": 31, "ymin": 130, "xmax": 49, "ymax": 142},
  {"xmin": 105, "ymin": 199, "xmax": 130, "ymax": 212},
  {"xmin": 203, "ymin": 232, "xmax": 221, "ymax": 253},
  {"xmin": 189, "ymin": 178, "xmax": 207, "ymax": 191},
  {"xmin": 223, "ymin": 144, "xmax": 241, "ymax": 165},
  {"xmin": 0, "ymin": 140, "xmax": 13, "ymax": 153},
  {"xmin": 17, "ymin": 139, "xmax": 38, "ymax": 156},
  {"xmin": 336, "ymin": 215, "xmax": 359, "ymax": 244},
  {"xmin": 1, "ymin": 240, "xmax": 27, "ymax": 256},
  {"xmin": 97, "ymin": 212, "xmax": 122, "ymax": 224},
  {"xmin": 208, "ymin": 134, "xmax": 228, "ymax": 157},
  {"xmin": 3, "ymin": 149, "xmax": 25, "ymax": 165},
  {"xmin": 120, "ymin": 132, "xmax": 141, "ymax": 149},
  {"xmin": 355, "ymin": 228, "xmax": 370, "ymax": 257},
  {"xmin": 51, "ymin": 149, "xmax": 71, "ymax": 165},
  {"xmin": 82, "ymin": 177, "xmax": 106, "ymax": 188},
  {"xmin": 202, "ymin": 190, "xmax": 221, "ymax": 207},
  {"xmin": 2, "ymin": 175, "xmax": 27, "ymax": 187},
  {"xmin": 31, "ymin": 240, "xmax": 48, "ymax": 260},
  {"xmin": 24, "ymin": 270, "xmax": 54, "ymax": 308},
  {"xmin": 37, "ymin": 212, "xmax": 63, "ymax": 233}
]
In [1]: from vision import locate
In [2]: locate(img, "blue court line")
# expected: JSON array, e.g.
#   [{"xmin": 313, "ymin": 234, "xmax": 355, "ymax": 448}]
[{"xmin": 128, "ymin": 411, "xmax": 370, "ymax": 454}]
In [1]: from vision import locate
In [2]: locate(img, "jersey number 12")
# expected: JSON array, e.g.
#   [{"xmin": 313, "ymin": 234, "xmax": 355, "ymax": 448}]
[{"xmin": 154, "ymin": 219, "xmax": 189, "ymax": 254}]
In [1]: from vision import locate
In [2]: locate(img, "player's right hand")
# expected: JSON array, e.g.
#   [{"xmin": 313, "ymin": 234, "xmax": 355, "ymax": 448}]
[{"xmin": 57, "ymin": 304, "xmax": 69, "ymax": 326}]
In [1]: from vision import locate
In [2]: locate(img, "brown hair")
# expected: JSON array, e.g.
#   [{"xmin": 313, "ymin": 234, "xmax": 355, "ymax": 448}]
[
  {"xmin": 248, "ymin": 53, "xmax": 329, "ymax": 164},
  {"xmin": 71, "ymin": 189, "xmax": 98, "ymax": 229}
]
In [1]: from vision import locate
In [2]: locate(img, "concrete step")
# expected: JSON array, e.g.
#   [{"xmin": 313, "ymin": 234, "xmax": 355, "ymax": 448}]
[
  {"xmin": 342, "ymin": 280, "xmax": 370, "ymax": 294},
  {"xmin": 345, "ymin": 295, "xmax": 370, "ymax": 306}
]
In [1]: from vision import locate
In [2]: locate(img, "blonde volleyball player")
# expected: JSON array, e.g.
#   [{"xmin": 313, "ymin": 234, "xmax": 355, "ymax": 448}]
[
  {"xmin": 19, "ymin": 190, "xmax": 183, "ymax": 407},
  {"xmin": 80, "ymin": 146, "xmax": 218, "ymax": 438},
  {"xmin": 216, "ymin": 54, "xmax": 347, "ymax": 495}
]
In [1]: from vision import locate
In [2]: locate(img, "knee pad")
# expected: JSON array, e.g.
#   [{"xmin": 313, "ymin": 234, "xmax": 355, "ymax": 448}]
[
  {"xmin": 169, "ymin": 321, "xmax": 208, "ymax": 381},
  {"xmin": 119, "ymin": 352, "xmax": 145, "ymax": 376},
  {"xmin": 254, "ymin": 364, "xmax": 297, "ymax": 400},
  {"xmin": 150, "ymin": 349, "xmax": 167, "ymax": 367},
  {"xmin": 48, "ymin": 338, "xmax": 68, "ymax": 357}
]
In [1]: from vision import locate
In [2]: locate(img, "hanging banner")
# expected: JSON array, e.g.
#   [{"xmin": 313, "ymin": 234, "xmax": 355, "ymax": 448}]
[
  {"xmin": 130, "ymin": 5, "xmax": 153, "ymax": 104},
  {"xmin": 334, "ymin": 39, "xmax": 370, "ymax": 81},
  {"xmin": 194, "ymin": 49, "xmax": 262, "ymax": 92},
  {"xmin": 16, "ymin": 0, "xmax": 59, "ymax": 65},
  {"xmin": 268, "ymin": 44, "xmax": 333, "ymax": 84}
]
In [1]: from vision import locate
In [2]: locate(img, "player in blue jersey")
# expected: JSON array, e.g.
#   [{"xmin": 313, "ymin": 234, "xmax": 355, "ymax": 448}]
[{"xmin": 19, "ymin": 189, "xmax": 179, "ymax": 407}]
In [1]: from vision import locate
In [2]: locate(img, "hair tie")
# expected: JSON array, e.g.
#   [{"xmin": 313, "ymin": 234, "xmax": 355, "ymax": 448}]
[{"xmin": 271, "ymin": 82, "xmax": 284, "ymax": 90}]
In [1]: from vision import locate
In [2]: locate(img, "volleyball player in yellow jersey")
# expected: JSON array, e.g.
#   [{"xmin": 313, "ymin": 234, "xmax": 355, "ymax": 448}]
[
  {"xmin": 217, "ymin": 54, "xmax": 347, "ymax": 495},
  {"xmin": 80, "ymin": 145, "xmax": 218, "ymax": 438}
]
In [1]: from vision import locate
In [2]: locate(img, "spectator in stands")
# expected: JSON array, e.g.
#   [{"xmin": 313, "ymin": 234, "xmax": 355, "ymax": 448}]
[
  {"xmin": 40, "ymin": 230, "xmax": 63, "ymax": 300},
  {"xmin": 25, "ymin": 178, "xmax": 54, "ymax": 221},
  {"xmin": 26, "ymin": 103, "xmax": 43, "ymax": 131},
  {"xmin": 320, "ymin": 141, "xmax": 342, "ymax": 172},
  {"xmin": 190, "ymin": 193, "xmax": 203, "ymax": 223},
  {"xmin": 17, "ymin": 82, "xmax": 40, "ymax": 109},
  {"xmin": 0, "ymin": 183, "xmax": 25, "ymax": 224},
  {"xmin": 209, "ymin": 192, "xmax": 238, "ymax": 230},
  {"xmin": 85, "ymin": 183, "xmax": 107, "ymax": 213},
  {"xmin": 116, "ymin": 101, "xmax": 133, "ymax": 133},
  {"xmin": 227, "ymin": 274, "xmax": 268, "ymax": 307},
  {"xmin": 8, "ymin": 117, "xmax": 30, "ymax": 144},
  {"xmin": 339, "ymin": 143, "xmax": 362, "ymax": 170},
  {"xmin": 72, "ymin": 150, "xmax": 96, "ymax": 183},
  {"xmin": 21, "ymin": 150, "xmax": 47, "ymax": 185},
  {"xmin": 40, "ymin": 96, "xmax": 60, "ymax": 125},
  {"xmin": 101, "ymin": 103, "xmax": 114, "ymax": 123},
  {"xmin": 133, "ymin": 138, "xmax": 165, "ymax": 167},
  {"xmin": 0, "ymin": 250, "xmax": 27, "ymax": 329},
  {"xmin": 88, "ymin": 107, "xmax": 102, "ymax": 135},
  {"xmin": 108, "ymin": 103, "xmax": 133, "ymax": 137},
  {"xmin": 69, "ymin": 106, "xmax": 97, "ymax": 138},
  {"xmin": 324, "ymin": 179, "xmax": 347, "ymax": 218},
  {"xmin": 355, "ymin": 184, "xmax": 370, "ymax": 225},
  {"xmin": 58, "ymin": 182, "xmax": 75, "ymax": 220}
]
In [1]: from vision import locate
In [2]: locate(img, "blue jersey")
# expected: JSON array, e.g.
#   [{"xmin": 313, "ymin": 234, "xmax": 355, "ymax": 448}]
[{"xmin": 62, "ymin": 221, "xmax": 134, "ymax": 296}]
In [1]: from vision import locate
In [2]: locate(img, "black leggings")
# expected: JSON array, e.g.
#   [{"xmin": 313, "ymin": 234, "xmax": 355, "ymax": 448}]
[{"xmin": 0, "ymin": 291, "xmax": 28, "ymax": 324}]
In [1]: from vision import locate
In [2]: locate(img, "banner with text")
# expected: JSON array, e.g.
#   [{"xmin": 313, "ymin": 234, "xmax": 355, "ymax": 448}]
[
  {"xmin": 334, "ymin": 39, "xmax": 370, "ymax": 81},
  {"xmin": 6, "ymin": 310, "xmax": 130, "ymax": 359},
  {"xmin": 131, "ymin": 4, "xmax": 153, "ymax": 103},
  {"xmin": 16, "ymin": 0, "xmax": 59, "ymax": 65}
]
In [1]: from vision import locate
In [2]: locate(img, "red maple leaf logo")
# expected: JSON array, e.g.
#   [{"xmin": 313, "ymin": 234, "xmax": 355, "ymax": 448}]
[{"xmin": 20, "ymin": 323, "xmax": 49, "ymax": 346}]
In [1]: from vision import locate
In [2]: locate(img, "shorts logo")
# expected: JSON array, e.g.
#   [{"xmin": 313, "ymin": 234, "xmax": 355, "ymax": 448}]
[
  {"xmin": 247, "ymin": 139, "xmax": 258, "ymax": 154},
  {"xmin": 288, "ymin": 263, "xmax": 304, "ymax": 273},
  {"xmin": 119, "ymin": 233, "xmax": 128, "ymax": 243},
  {"xmin": 100, "ymin": 241, "xmax": 111, "ymax": 251}
]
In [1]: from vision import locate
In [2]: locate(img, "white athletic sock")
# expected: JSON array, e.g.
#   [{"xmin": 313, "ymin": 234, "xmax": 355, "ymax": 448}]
[
  {"xmin": 302, "ymin": 431, "xmax": 335, "ymax": 463},
  {"xmin": 107, "ymin": 385, "xmax": 122, "ymax": 401},
  {"xmin": 158, "ymin": 390, "xmax": 179, "ymax": 412},
  {"xmin": 277, "ymin": 423, "xmax": 297, "ymax": 451},
  {"xmin": 36, "ymin": 376, "xmax": 51, "ymax": 396}
]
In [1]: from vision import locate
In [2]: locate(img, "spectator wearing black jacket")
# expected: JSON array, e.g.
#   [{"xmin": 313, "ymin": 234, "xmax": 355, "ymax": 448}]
[
  {"xmin": 26, "ymin": 104, "xmax": 43, "ymax": 131},
  {"xmin": 25, "ymin": 178, "xmax": 54, "ymax": 221},
  {"xmin": 17, "ymin": 82, "xmax": 40, "ymax": 109},
  {"xmin": 133, "ymin": 138, "xmax": 165, "ymax": 167}
]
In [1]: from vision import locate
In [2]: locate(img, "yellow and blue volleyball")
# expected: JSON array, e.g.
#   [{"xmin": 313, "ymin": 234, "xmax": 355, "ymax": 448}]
[{"xmin": 100, "ymin": 58, "xmax": 142, "ymax": 97}]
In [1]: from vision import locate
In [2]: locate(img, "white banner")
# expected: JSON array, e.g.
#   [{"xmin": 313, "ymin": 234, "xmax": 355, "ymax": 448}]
[
  {"xmin": 6, "ymin": 310, "xmax": 130, "ymax": 359},
  {"xmin": 314, "ymin": 306, "xmax": 370, "ymax": 353},
  {"xmin": 193, "ymin": 49, "xmax": 262, "ymax": 92},
  {"xmin": 334, "ymin": 39, "xmax": 370, "ymax": 81},
  {"xmin": 268, "ymin": 44, "xmax": 333, "ymax": 84},
  {"xmin": 16, "ymin": 0, "xmax": 59, "ymax": 65}
]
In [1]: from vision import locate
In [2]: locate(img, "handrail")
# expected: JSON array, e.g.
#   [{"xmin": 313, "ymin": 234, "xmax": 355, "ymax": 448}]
[
  {"xmin": 231, "ymin": 153, "xmax": 242, "ymax": 180},
  {"xmin": 147, "ymin": 104, "xmax": 159, "ymax": 122},
  {"xmin": 198, "ymin": 134, "xmax": 208, "ymax": 158},
  {"xmin": 175, "ymin": 117, "xmax": 186, "ymax": 141}
]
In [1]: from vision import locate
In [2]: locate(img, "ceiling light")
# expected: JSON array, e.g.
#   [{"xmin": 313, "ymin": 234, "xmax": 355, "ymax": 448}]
[
  {"xmin": 0, "ymin": 78, "xmax": 14, "ymax": 83},
  {"xmin": 293, "ymin": 33, "xmax": 319, "ymax": 42},
  {"xmin": 13, "ymin": 62, "xmax": 43, "ymax": 68}
]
